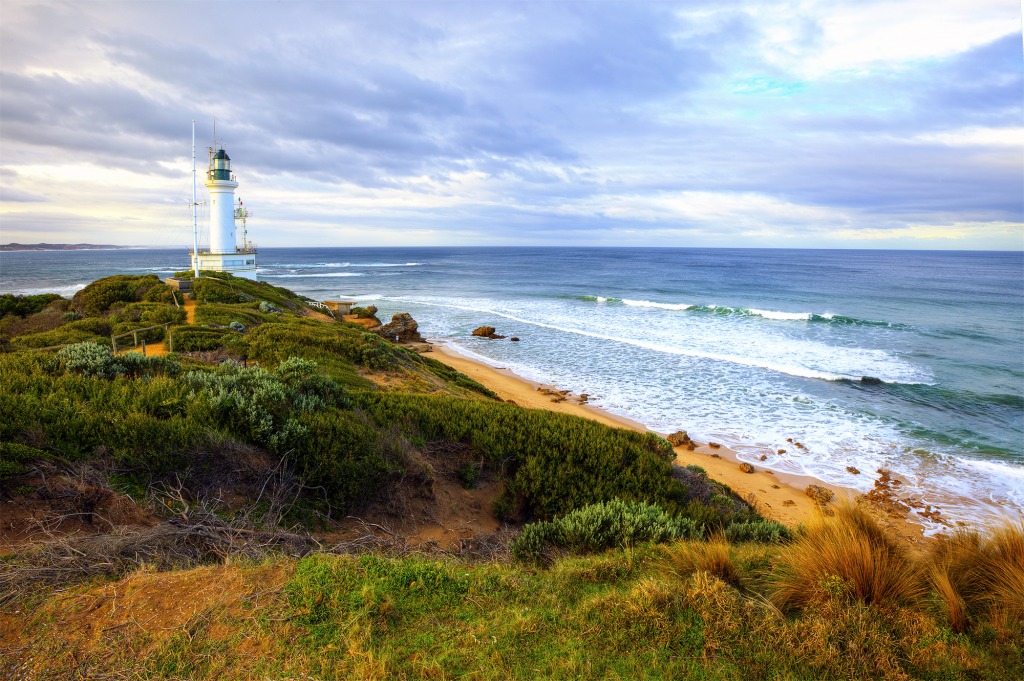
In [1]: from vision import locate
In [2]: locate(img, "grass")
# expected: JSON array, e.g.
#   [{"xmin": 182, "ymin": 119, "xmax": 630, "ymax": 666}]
[
  {"xmin": 5, "ymin": 528, "xmax": 1022, "ymax": 680},
  {"xmin": 771, "ymin": 503, "xmax": 925, "ymax": 610},
  {"xmin": 926, "ymin": 521, "xmax": 1024, "ymax": 633}
]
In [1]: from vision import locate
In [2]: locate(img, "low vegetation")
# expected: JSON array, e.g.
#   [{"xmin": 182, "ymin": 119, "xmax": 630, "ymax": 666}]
[
  {"xmin": 1, "ymin": 273, "xmax": 1020, "ymax": 679},
  {"xmin": 5, "ymin": 514, "xmax": 1022, "ymax": 679}
]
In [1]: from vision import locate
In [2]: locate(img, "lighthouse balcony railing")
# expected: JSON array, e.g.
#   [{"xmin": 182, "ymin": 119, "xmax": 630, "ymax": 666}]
[{"xmin": 205, "ymin": 171, "xmax": 237, "ymax": 182}]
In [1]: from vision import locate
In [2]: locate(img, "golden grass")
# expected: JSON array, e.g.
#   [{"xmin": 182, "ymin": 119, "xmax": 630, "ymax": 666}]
[
  {"xmin": 771, "ymin": 504, "xmax": 924, "ymax": 610},
  {"xmin": 661, "ymin": 533, "xmax": 739, "ymax": 587},
  {"xmin": 925, "ymin": 520, "xmax": 1024, "ymax": 633}
]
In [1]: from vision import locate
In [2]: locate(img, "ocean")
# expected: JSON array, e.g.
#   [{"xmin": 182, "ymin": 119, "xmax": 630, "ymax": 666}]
[{"xmin": 2, "ymin": 246, "xmax": 1022, "ymax": 531}]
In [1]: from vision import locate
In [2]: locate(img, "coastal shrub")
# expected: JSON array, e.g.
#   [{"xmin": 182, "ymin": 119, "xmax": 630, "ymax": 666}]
[
  {"xmin": 172, "ymin": 327, "xmax": 234, "ymax": 352},
  {"xmin": 511, "ymin": 499, "xmax": 702, "ymax": 562},
  {"xmin": 72, "ymin": 275, "xmax": 163, "ymax": 315},
  {"xmin": 771, "ymin": 504, "xmax": 924, "ymax": 610},
  {"xmin": 672, "ymin": 466, "xmax": 761, "ymax": 530},
  {"xmin": 13, "ymin": 327, "xmax": 105, "ymax": 349},
  {"xmin": 183, "ymin": 363, "xmax": 290, "ymax": 444},
  {"xmin": 241, "ymin": 322, "xmax": 385, "ymax": 388},
  {"xmin": 287, "ymin": 409, "xmax": 391, "ymax": 510},
  {"xmin": 258, "ymin": 301, "xmax": 282, "ymax": 314},
  {"xmin": 0, "ymin": 303, "xmax": 69, "ymax": 341},
  {"xmin": 416, "ymin": 354, "xmax": 497, "ymax": 398},
  {"xmin": 725, "ymin": 519, "xmax": 793, "ymax": 544},
  {"xmin": 0, "ymin": 441, "xmax": 49, "ymax": 480},
  {"xmin": 139, "ymin": 282, "xmax": 175, "ymax": 304},
  {"xmin": 57, "ymin": 342, "xmax": 180, "ymax": 379},
  {"xmin": 191, "ymin": 277, "xmax": 258, "ymax": 305},
  {"xmin": 189, "ymin": 273, "xmax": 304, "ymax": 311},
  {"xmin": 10, "ymin": 317, "xmax": 114, "ymax": 349},
  {"xmin": 192, "ymin": 303, "xmax": 277, "ymax": 328},
  {"xmin": 110, "ymin": 302, "xmax": 185, "ymax": 326},
  {"xmin": 276, "ymin": 357, "xmax": 347, "ymax": 411},
  {"xmin": 355, "ymin": 392, "xmax": 690, "ymax": 520},
  {"xmin": 350, "ymin": 305, "xmax": 379, "ymax": 320},
  {"xmin": 0, "ymin": 293, "xmax": 65, "ymax": 319},
  {"xmin": 181, "ymin": 358, "xmax": 347, "ymax": 459},
  {"xmin": 112, "ymin": 321, "xmax": 165, "ymax": 344}
]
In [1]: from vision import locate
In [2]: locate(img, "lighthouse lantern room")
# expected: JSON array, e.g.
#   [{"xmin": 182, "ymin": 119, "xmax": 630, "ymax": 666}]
[{"xmin": 190, "ymin": 143, "xmax": 257, "ymax": 279}]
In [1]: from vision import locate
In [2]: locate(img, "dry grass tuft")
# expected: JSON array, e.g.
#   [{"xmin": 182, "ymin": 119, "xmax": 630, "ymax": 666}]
[
  {"xmin": 662, "ymin": 534, "xmax": 739, "ymax": 587},
  {"xmin": 771, "ymin": 503, "xmax": 923, "ymax": 610},
  {"xmin": 928, "ymin": 562, "xmax": 969, "ymax": 633},
  {"xmin": 925, "ymin": 520, "xmax": 1024, "ymax": 633}
]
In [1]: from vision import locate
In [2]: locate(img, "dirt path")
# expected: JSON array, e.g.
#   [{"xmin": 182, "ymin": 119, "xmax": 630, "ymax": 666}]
[{"xmin": 118, "ymin": 295, "xmax": 195, "ymax": 358}]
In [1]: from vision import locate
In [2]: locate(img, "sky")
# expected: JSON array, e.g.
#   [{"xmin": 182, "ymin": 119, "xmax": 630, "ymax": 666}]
[{"xmin": 0, "ymin": 0, "xmax": 1021, "ymax": 249}]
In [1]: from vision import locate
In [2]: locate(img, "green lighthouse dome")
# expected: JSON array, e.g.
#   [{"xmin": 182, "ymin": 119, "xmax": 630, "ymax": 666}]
[{"xmin": 209, "ymin": 148, "xmax": 232, "ymax": 181}]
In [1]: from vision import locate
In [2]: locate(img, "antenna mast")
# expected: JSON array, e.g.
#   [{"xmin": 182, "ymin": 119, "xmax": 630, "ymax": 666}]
[
  {"xmin": 235, "ymin": 199, "xmax": 252, "ymax": 251},
  {"xmin": 191, "ymin": 120, "xmax": 199, "ymax": 278}
]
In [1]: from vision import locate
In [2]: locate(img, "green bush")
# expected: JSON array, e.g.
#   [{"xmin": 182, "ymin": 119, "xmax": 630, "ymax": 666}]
[
  {"xmin": 0, "ymin": 441, "xmax": 49, "ymax": 480},
  {"xmin": 191, "ymin": 277, "xmax": 257, "ymax": 305},
  {"xmin": 113, "ymin": 322, "xmax": 165, "ymax": 344},
  {"xmin": 171, "ymin": 327, "xmax": 233, "ymax": 352},
  {"xmin": 110, "ymin": 302, "xmax": 186, "ymax": 326},
  {"xmin": 56, "ymin": 342, "xmax": 180, "ymax": 379},
  {"xmin": 511, "ymin": 499, "xmax": 702, "ymax": 562},
  {"xmin": 181, "ymin": 358, "xmax": 345, "ymax": 453},
  {"xmin": 725, "ymin": 519, "xmax": 793, "ymax": 544},
  {"xmin": 0, "ymin": 293, "xmax": 65, "ymax": 319},
  {"xmin": 356, "ymin": 393, "xmax": 689, "ymax": 521},
  {"xmin": 350, "ymin": 305, "xmax": 379, "ymax": 320},
  {"xmin": 193, "ymin": 303, "xmax": 277, "ymax": 328},
  {"xmin": 189, "ymin": 273, "xmax": 305, "ymax": 311},
  {"xmin": 10, "ymin": 316, "xmax": 114, "ymax": 349},
  {"xmin": 71, "ymin": 275, "xmax": 164, "ymax": 315}
]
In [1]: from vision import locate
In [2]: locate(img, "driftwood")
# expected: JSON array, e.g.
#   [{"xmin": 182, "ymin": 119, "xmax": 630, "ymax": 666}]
[{"xmin": 0, "ymin": 511, "xmax": 320, "ymax": 605}]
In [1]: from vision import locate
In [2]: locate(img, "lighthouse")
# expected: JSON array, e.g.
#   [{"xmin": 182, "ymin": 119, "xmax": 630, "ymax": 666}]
[{"xmin": 190, "ymin": 143, "xmax": 257, "ymax": 279}]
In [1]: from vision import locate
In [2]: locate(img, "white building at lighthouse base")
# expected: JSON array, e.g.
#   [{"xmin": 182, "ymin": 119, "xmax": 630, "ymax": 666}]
[{"xmin": 190, "ymin": 249, "xmax": 258, "ymax": 280}]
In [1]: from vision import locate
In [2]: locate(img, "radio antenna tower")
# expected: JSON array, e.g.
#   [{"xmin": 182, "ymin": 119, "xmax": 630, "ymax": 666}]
[{"xmin": 191, "ymin": 120, "xmax": 200, "ymax": 277}]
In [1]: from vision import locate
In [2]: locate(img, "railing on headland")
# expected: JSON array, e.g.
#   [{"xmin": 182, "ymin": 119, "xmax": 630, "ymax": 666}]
[{"xmin": 110, "ymin": 323, "xmax": 175, "ymax": 355}]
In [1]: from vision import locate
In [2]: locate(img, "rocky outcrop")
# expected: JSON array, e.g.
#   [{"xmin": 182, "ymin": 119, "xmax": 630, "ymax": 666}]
[
  {"xmin": 805, "ymin": 485, "xmax": 834, "ymax": 505},
  {"xmin": 667, "ymin": 431, "xmax": 691, "ymax": 447},
  {"xmin": 376, "ymin": 312, "xmax": 423, "ymax": 343},
  {"xmin": 472, "ymin": 326, "xmax": 505, "ymax": 339},
  {"xmin": 738, "ymin": 462, "xmax": 755, "ymax": 474}
]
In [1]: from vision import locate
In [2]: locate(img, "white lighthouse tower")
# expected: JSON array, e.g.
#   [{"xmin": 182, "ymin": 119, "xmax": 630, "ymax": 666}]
[{"xmin": 190, "ymin": 143, "xmax": 257, "ymax": 279}]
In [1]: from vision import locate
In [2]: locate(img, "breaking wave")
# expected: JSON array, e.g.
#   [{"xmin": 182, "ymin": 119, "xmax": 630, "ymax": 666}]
[{"xmin": 574, "ymin": 296, "xmax": 904, "ymax": 328}]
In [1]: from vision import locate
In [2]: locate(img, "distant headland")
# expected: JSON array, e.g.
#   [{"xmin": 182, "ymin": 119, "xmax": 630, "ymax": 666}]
[{"xmin": 1, "ymin": 243, "xmax": 132, "ymax": 252}]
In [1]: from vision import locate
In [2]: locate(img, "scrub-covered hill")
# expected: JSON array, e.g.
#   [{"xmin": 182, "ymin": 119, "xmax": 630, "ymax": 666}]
[{"xmin": 1, "ymin": 273, "xmax": 1020, "ymax": 680}]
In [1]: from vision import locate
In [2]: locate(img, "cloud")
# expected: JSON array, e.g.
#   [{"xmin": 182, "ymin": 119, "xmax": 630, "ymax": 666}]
[{"xmin": 0, "ymin": 1, "xmax": 1020, "ymax": 249}]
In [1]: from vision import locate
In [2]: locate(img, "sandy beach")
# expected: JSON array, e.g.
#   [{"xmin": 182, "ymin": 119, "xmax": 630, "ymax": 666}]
[{"xmin": 432, "ymin": 342, "xmax": 929, "ymax": 545}]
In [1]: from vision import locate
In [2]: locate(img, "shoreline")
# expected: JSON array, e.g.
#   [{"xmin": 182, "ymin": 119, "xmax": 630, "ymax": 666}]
[{"xmin": 431, "ymin": 340, "xmax": 930, "ymax": 546}]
